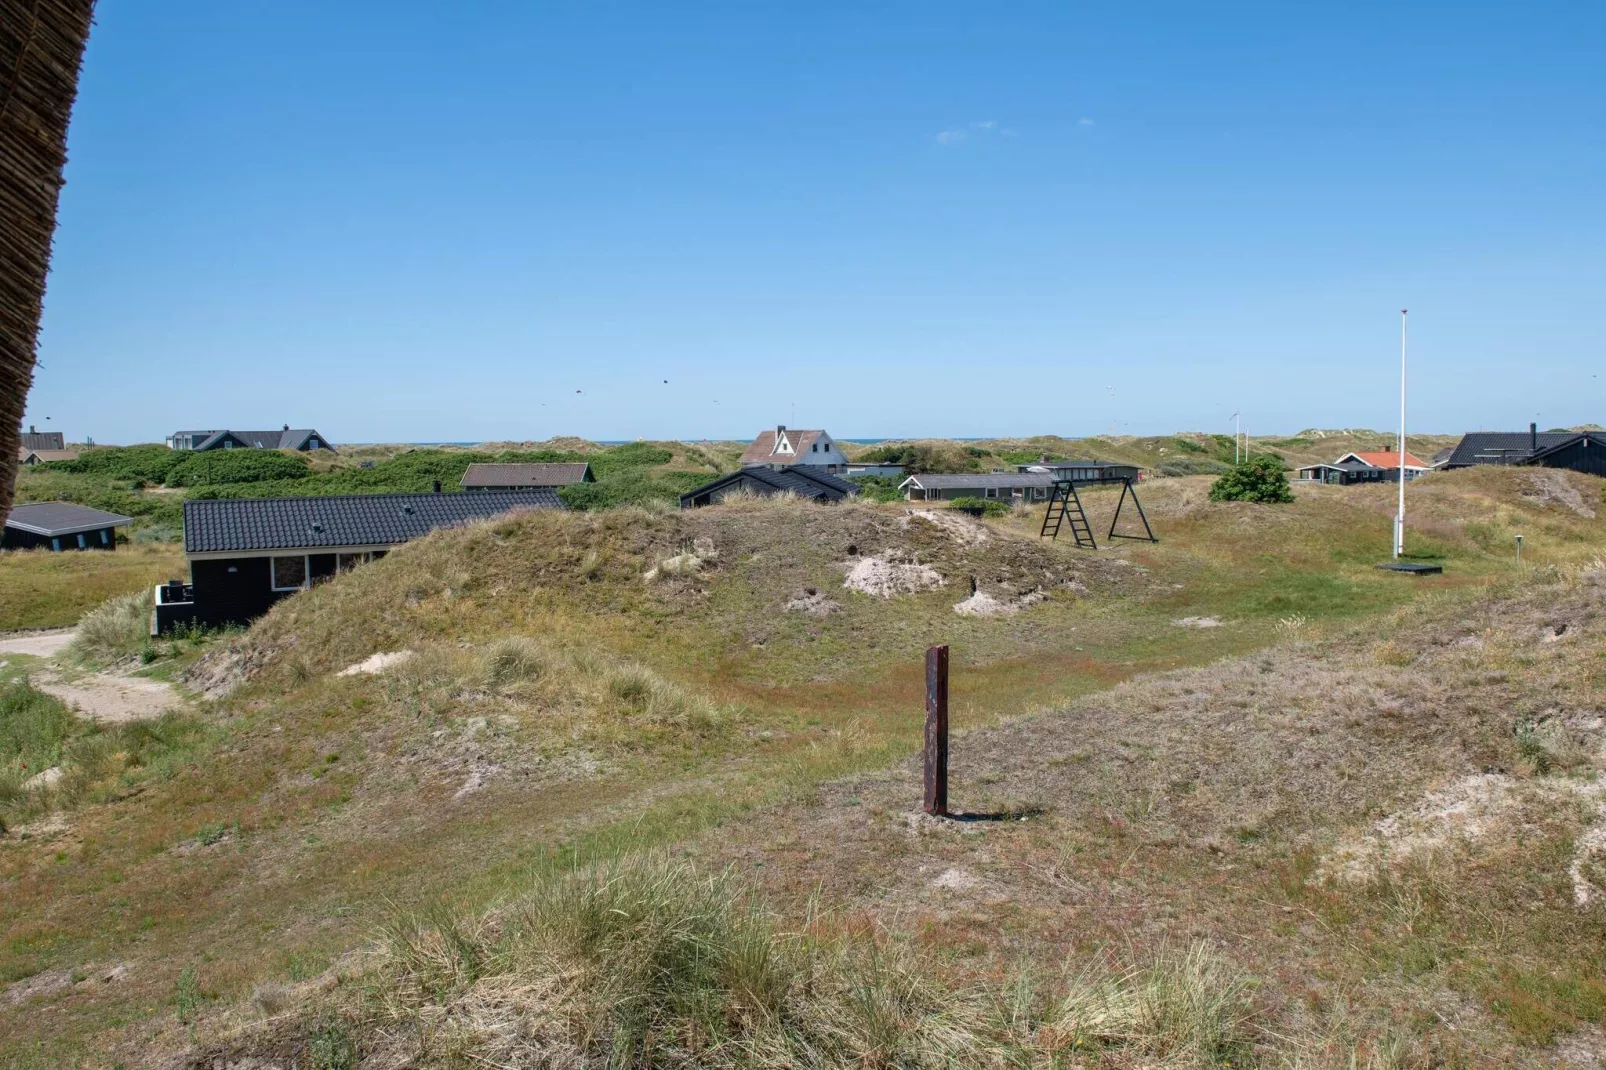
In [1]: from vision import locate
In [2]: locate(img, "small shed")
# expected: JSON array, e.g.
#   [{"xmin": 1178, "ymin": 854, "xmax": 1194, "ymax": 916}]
[
  {"xmin": 3, "ymin": 502, "xmax": 132, "ymax": 551},
  {"xmin": 680, "ymin": 466, "xmax": 856, "ymax": 508},
  {"xmin": 460, "ymin": 462, "xmax": 593, "ymax": 490},
  {"xmin": 900, "ymin": 472, "xmax": 1057, "ymax": 502}
]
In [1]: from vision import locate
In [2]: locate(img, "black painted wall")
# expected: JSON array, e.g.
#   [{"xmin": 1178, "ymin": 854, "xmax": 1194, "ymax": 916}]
[{"xmin": 1, "ymin": 525, "xmax": 117, "ymax": 551}]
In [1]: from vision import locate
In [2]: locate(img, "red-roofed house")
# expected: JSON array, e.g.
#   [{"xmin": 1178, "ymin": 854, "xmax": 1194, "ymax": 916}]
[
  {"xmin": 739, "ymin": 426, "xmax": 850, "ymax": 474},
  {"xmin": 1296, "ymin": 448, "xmax": 1431, "ymax": 485}
]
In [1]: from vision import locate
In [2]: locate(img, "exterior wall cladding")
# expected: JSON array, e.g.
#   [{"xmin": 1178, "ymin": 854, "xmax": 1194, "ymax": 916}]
[
  {"xmin": 170, "ymin": 553, "xmax": 370, "ymax": 631},
  {"xmin": 0, "ymin": 525, "xmax": 118, "ymax": 551},
  {"xmin": 1540, "ymin": 440, "xmax": 1606, "ymax": 477}
]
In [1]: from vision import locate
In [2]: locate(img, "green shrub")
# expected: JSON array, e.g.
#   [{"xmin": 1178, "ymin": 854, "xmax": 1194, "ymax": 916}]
[
  {"xmin": 846, "ymin": 475, "xmax": 903, "ymax": 502},
  {"xmin": 44, "ymin": 444, "xmax": 185, "ymax": 485},
  {"xmin": 1208, "ymin": 455, "xmax": 1294, "ymax": 504},
  {"xmin": 949, "ymin": 496, "xmax": 1011, "ymax": 517},
  {"xmin": 1158, "ymin": 458, "xmax": 1230, "ymax": 477},
  {"xmin": 0, "ymin": 677, "xmax": 75, "ymax": 773},
  {"xmin": 164, "ymin": 449, "xmax": 310, "ymax": 487}
]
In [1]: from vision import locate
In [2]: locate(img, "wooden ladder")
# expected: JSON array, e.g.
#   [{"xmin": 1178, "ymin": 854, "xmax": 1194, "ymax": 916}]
[{"xmin": 1040, "ymin": 481, "xmax": 1097, "ymax": 548}]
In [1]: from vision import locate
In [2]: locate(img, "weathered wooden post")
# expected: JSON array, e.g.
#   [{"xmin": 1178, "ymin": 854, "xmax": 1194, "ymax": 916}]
[{"xmin": 923, "ymin": 644, "xmax": 949, "ymax": 816}]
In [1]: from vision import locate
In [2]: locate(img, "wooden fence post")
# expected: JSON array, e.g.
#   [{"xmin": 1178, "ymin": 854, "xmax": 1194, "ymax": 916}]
[{"xmin": 923, "ymin": 644, "xmax": 949, "ymax": 816}]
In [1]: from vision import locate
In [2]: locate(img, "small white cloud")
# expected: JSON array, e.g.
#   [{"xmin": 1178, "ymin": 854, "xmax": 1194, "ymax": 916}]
[
  {"xmin": 937, "ymin": 120, "xmax": 1012, "ymax": 146},
  {"xmin": 936, "ymin": 128, "xmax": 969, "ymax": 145},
  {"xmin": 1078, "ymin": 117, "xmax": 1095, "ymax": 126},
  {"xmin": 973, "ymin": 120, "xmax": 997, "ymax": 131}
]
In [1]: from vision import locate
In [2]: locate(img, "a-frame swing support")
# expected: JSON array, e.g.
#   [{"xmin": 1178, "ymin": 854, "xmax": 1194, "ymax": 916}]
[{"xmin": 1040, "ymin": 476, "xmax": 1157, "ymax": 548}]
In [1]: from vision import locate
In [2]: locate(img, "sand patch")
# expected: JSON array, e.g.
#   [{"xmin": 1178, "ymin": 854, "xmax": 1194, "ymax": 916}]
[
  {"xmin": 953, "ymin": 588, "xmax": 1046, "ymax": 617},
  {"xmin": 1522, "ymin": 470, "xmax": 1597, "ymax": 518},
  {"xmin": 0, "ymin": 629, "xmax": 75, "ymax": 658},
  {"xmin": 785, "ymin": 588, "xmax": 841, "ymax": 616},
  {"xmin": 843, "ymin": 554, "xmax": 944, "ymax": 598},
  {"xmin": 1571, "ymin": 822, "xmax": 1606, "ymax": 907},
  {"xmin": 337, "ymin": 650, "xmax": 416, "ymax": 677},
  {"xmin": 1173, "ymin": 616, "xmax": 1224, "ymax": 629},
  {"xmin": 901, "ymin": 509, "xmax": 991, "ymax": 547},
  {"xmin": 35, "ymin": 669, "xmax": 178, "ymax": 723}
]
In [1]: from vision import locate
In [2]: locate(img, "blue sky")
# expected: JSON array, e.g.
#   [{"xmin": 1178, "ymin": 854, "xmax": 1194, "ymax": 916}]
[{"xmin": 26, "ymin": 1, "xmax": 1606, "ymax": 444}]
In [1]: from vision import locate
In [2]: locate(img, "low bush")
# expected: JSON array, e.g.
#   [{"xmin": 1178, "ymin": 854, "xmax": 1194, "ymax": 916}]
[
  {"xmin": 846, "ymin": 474, "xmax": 902, "ymax": 502},
  {"xmin": 1208, "ymin": 455, "xmax": 1294, "ymax": 504},
  {"xmin": 1157, "ymin": 457, "xmax": 1230, "ymax": 477},
  {"xmin": 164, "ymin": 449, "xmax": 310, "ymax": 487},
  {"xmin": 949, "ymin": 496, "xmax": 1010, "ymax": 517},
  {"xmin": 43, "ymin": 443, "xmax": 185, "ymax": 485}
]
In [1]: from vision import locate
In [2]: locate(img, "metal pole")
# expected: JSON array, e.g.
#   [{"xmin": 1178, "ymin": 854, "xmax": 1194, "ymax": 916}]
[
  {"xmin": 923, "ymin": 644, "xmax": 949, "ymax": 816},
  {"xmin": 1395, "ymin": 309, "xmax": 1408, "ymax": 559}
]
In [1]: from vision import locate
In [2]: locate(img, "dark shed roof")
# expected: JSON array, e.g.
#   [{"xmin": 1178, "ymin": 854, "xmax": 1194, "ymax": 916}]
[
  {"xmin": 1444, "ymin": 431, "xmax": 1576, "ymax": 467},
  {"xmin": 183, "ymin": 490, "xmax": 565, "ymax": 555},
  {"xmin": 6, "ymin": 502, "xmax": 134, "ymax": 537},
  {"xmin": 679, "ymin": 466, "xmax": 855, "ymax": 508},
  {"xmin": 460, "ymin": 462, "xmax": 593, "ymax": 487},
  {"xmin": 903, "ymin": 472, "xmax": 1058, "ymax": 491}
]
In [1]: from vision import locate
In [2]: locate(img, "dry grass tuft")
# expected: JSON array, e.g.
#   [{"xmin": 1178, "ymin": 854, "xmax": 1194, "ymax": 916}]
[{"xmin": 65, "ymin": 589, "xmax": 153, "ymax": 667}]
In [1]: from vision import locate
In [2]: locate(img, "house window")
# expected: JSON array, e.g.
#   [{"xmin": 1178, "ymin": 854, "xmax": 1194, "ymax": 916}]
[
  {"xmin": 309, "ymin": 438, "xmax": 320, "ymax": 449},
  {"xmin": 224, "ymin": 440, "xmax": 234, "ymax": 449},
  {"xmin": 985, "ymin": 488, "xmax": 998, "ymax": 499},
  {"xmin": 100, "ymin": 529, "xmax": 110, "ymax": 545},
  {"xmin": 336, "ymin": 552, "xmax": 368, "ymax": 572},
  {"xmin": 271, "ymin": 555, "xmax": 308, "ymax": 591}
]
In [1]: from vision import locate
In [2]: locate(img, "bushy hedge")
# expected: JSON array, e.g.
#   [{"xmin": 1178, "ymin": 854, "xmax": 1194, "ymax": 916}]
[
  {"xmin": 163, "ymin": 449, "xmax": 310, "ymax": 487},
  {"xmin": 44, "ymin": 444, "xmax": 184, "ymax": 485},
  {"xmin": 1208, "ymin": 455, "xmax": 1294, "ymax": 504},
  {"xmin": 846, "ymin": 475, "xmax": 903, "ymax": 502},
  {"xmin": 949, "ymin": 496, "xmax": 1011, "ymax": 517}
]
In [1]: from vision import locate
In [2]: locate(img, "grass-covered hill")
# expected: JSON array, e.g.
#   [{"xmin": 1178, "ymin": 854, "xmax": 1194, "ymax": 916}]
[
  {"xmin": 12, "ymin": 440, "xmax": 740, "ymax": 538},
  {"xmin": 3, "ymin": 467, "xmax": 1605, "ymax": 1066},
  {"xmin": 845, "ymin": 428, "xmax": 1466, "ymax": 477}
]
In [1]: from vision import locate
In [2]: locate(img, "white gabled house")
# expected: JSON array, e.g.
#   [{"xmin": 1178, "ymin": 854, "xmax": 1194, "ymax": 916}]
[{"xmin": 739, "ymin": 425, "xmax": 850, "ymax": 474}]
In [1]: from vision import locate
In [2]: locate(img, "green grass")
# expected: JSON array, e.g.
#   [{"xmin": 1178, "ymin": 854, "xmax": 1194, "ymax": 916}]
[{"xmin": 0, "ymin": 543, "xmax": 185, "ymax": 630}]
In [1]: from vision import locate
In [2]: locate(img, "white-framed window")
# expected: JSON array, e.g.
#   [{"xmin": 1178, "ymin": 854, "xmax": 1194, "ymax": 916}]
[
  {"xmin": 76, "ymin": 533, "xmax": 87, "ymax": 549},
  {"xmin": 271, "ymin": 555, "xmax": 308, "ymax": 591},
  {"xmin": 985, "ymin": 487, "xmax": 998, "ymax": 499},
  {"xmin": 100, "ymin": 529, "xmax": 110, "ymax": 545},
  {"xmin": 224, "ymin": 440, "xmax": 234, "ymax": 449}
]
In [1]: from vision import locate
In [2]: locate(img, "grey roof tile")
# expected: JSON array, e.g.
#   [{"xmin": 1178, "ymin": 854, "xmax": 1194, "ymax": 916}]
[
  {"xmin": 6, "ymin": 502, "xmax": 134, "ymax": 536},
  {"xmin": 183, "ymin": 491, "xmax": 564, "ymax": 554},
  {"xmin": 460, "ymin": 462, "xmax": 592, "ymax": 487}
]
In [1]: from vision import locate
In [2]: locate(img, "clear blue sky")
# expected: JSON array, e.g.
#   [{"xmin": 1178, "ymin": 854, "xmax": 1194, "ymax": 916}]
[{"xmin": 26, "ymin": 1, "xmax": 1605, "ymax": 445}]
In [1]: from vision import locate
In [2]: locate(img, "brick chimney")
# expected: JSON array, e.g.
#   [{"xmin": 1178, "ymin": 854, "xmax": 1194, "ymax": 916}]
[{"xmin": 1531, "ymin": 422, "xmax": 1538, "ymax": 452}]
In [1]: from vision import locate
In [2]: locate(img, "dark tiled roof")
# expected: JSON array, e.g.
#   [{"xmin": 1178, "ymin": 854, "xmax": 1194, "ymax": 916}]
[
  {"xmin": 460, "ymin": 462, "xmax": 592, "ymax": 487},
  {"xmin": 1444, "ymin": 431, "xmax": 1577, "ymax": 467},
  {"xmin": 6, "ymin": 502, "xmax": 134, "ymax": 536},
  {"xmin": 679, "ymin": 466, "xmax": 855, "ymax": 507},
  {"xmin": 18, "ymin": 430, "xmax": 65, "ymax": 451},
  {"xmin": 902, "ymin": 472, "xmax": 1058, "ymax": 490},
  {"xmin": 175, "ymin": 428, "xmax": 332, "ymax": 450},
  {"xmin": 1527, "ymin": 432, "xmax": 1600, "ymax": 462},
  {"xmin": 183, "ymin": 491, "xmax": 565, "ymax": 555}
]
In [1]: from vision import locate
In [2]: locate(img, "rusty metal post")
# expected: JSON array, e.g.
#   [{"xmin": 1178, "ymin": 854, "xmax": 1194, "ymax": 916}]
[{"xmin": 923, "ymin": 644, "xmax": 949, "ymax": 816}]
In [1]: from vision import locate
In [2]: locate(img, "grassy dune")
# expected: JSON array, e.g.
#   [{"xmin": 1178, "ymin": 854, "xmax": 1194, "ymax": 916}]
[{"xmin": 1, "ymin": 467, "xmax": 1603, "ymax": 1066}]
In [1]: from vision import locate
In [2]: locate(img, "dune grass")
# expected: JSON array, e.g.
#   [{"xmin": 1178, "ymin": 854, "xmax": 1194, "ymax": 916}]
[
  {"xmin": 0, "ymin": 543, "xmax": 184, "ymax": 631},
  {"xmin": 208, "ymin": 856, "xmax": 1254, "ymax": 1069},
  {"xmin": 3, "ymin": 469, "xmax": 1604, "ymax": 1065}
]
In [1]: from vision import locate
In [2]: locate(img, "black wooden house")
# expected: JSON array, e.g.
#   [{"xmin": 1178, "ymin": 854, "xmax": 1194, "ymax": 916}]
[
  {"xmin": 3, "ymin": 502, "xmax": 132, "ymax": 551},
  {"xmin": 155, "ymin": 490, "xmax": 564, "ymax": 633}
]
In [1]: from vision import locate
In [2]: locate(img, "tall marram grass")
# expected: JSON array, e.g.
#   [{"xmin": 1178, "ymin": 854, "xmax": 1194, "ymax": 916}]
[
  {"xmin": 256, "ymin": 856, "xmax": 1254, "ymax": 1068},
  {"xmin": 66, "ymin": 589, "xmax": 153, "ymax": 666}
]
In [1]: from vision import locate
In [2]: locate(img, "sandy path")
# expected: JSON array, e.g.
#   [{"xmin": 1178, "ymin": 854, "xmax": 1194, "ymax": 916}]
[
  {"xmin": 34, "ymin": 669, "xmax": 178, "ymax": 723},
  {"xmin": 0, "ymin": 629, "xmax": 76, "ymax": 658}
]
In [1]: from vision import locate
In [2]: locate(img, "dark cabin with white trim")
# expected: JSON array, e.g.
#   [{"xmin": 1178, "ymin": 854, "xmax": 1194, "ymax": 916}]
[
  {"xmin": 679, "ymin": 466, "xmax": 856, "ymax": 508},
  {"xmin": 155, "ymin": 490, "xmax": 565, "ymax": 633},
  {"xmin": 3, "ymin": 502, "xmax": 132, "ymax": 551}
]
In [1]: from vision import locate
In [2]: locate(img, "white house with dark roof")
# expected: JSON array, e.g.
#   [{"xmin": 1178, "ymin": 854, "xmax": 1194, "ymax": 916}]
[{"xmin": 740, "ymin": 426, "xmax": 849, "ymax": 474}]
